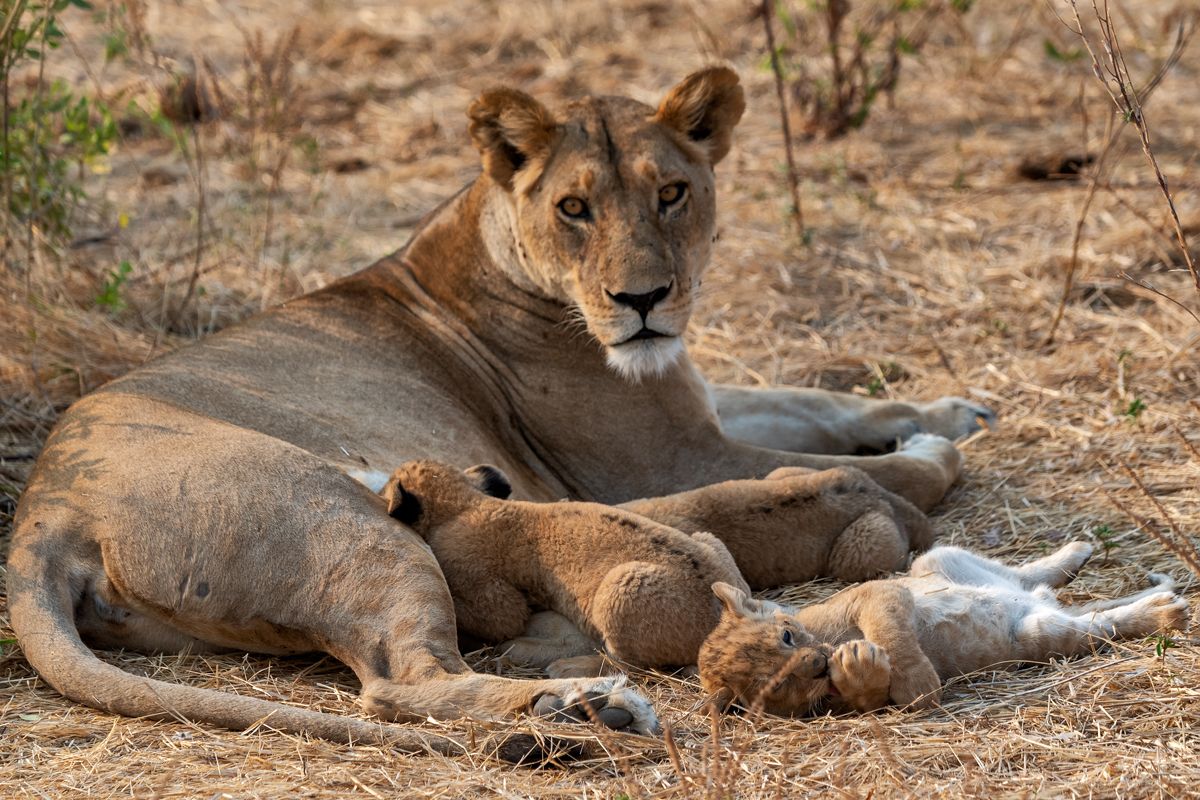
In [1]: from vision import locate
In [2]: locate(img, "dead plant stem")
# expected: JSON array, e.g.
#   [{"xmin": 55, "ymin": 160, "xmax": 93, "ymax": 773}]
[
  {"xmin": 760, "ymin": 0, "xmax": 805, "ymax": 235},
  {"xmin": 1068, "ymin": 1, "xmax": 1199, "ymax": 293}
]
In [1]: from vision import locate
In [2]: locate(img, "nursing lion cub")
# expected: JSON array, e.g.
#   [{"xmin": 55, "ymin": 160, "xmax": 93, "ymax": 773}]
[
  {"xmin": 699, "ymin": 543, "xmax": 1189, "ymax": 715},
  {"xmin": 380, "ymin": 459, "xmax": 929, "ymax": 671}
]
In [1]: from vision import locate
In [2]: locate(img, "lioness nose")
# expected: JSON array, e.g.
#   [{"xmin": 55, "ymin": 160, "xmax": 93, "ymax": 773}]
[{"xmin": 607, "ymin": 283, "xmax": 672, "ymax": 320}]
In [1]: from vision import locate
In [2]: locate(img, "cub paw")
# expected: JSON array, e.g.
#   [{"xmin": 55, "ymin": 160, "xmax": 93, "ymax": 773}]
[
  {"xmin": 917, "ymin": 397, "xmax": 998, "ymax": 440},
  {"xmin": 532, "ymin": 675, "xmax": 661, "ymax": 736},
  {"xmin": 829, "ymin": 640, "xmax": 891, "ymax": 710},
  {"xmin": 1053, "ymin": 540, "xmax": 1094, "ymax": 586},
  {"xmin": 1142, "ymin": 592, "xmax": 1189, "ymax": 634}
]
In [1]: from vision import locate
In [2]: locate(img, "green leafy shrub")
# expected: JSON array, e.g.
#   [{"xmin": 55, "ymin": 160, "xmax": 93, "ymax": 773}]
[{"xmin": 2, "ymin": 0, "xmax": 116, "ymax": 246}]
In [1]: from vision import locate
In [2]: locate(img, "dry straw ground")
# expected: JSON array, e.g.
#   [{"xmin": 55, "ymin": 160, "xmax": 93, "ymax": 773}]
[{"xmin": 3, "ymin": 0, "xmax": 1200, "ymax": 797}]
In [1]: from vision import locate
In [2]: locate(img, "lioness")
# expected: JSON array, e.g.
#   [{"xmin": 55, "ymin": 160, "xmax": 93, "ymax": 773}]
[
  {"xmin": 9, "ymin": 68, "xmax": 992, "ymax": 747},
  {"xmin": 699, "ymin": 543, "xmax": 1188, "ymax": 716}
]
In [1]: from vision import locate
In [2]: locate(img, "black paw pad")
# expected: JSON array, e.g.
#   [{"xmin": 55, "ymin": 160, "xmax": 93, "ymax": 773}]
[{"xmin": 533, "ymin": 691, "xmax": 628, "ymax": 729}]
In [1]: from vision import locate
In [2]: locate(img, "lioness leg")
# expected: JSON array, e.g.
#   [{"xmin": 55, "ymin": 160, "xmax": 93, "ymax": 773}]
[
  {"xmin": 76, "ymin": 426, "xmax": 660, "ymax": 738},
  {"xmin": 623, "ymin": 467, "xmax": 931, "ymax": 587},
  {"xmin": 713, "ymin": 385, "xmax": 996, "ymax": 455}
]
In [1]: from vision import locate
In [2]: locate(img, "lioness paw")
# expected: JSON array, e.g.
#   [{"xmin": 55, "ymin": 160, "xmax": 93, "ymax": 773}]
[{"xmin": 532, "ymin": 675, "xmax": 660, "ymax": 736}]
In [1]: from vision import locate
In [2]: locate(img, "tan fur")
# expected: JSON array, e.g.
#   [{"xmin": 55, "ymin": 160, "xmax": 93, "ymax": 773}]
[
  {"xmin": 384, "ymin": 461, "xmax": 750, "ymax": 668},
  {"xmin": 700, "ymin": 542, "xmax": 1190, "ymax": 716},
  {"xmin": 9, "ymin": 69, "xmax": 991, "ymax": 748}
]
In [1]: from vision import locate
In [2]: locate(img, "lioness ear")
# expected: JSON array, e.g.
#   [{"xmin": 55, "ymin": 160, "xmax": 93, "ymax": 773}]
[
  {"xmin": 468, "ymin": 87, "xmax": 559, "ymax": 192},
  {"xmin": 464, "ymin": 464, "xmax": 512, "ymax": 499},
  {"xmin": 383, "ymin": 479, "xmax": 424, "ymax": 527},
  {"xmin": 654, "ymin": 67, "xmax": 745, "ymax": 165},
  {"xmin": 712, "ymin": 582, "xmax": 751, "ymax": 617}
]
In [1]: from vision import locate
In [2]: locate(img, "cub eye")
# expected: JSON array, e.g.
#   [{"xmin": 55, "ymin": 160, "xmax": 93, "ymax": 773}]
[
  {"xmin": 781, "ymin": 629, "xmax": 795, "ymax": 648},
  {"xmin": 557, "ymin": 197, "xmax": 590, "ymax": 220},
  {"xmin": 658, "ymin": 182, "xmax": 688, "ymax": 211}
]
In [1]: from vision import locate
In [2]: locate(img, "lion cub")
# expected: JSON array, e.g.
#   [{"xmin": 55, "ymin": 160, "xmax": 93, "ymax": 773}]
[
  {"xmin": 381, "ymin": 460, "xmax": 750, "ymax": 668},
  {"xmin": 699, "ymin": 542, "xmax": 1189, "ymax": 716}
]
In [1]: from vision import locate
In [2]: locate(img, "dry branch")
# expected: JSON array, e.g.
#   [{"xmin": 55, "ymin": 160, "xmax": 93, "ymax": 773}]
[
  {"xmin": 1044, "ymin": 8, "xmax": 1197, "ymax": 344},
  {"xmin": 1065, "ymin": 1, "xmax": 1199, "ymax": 296},
  {"xmin": 760, "ymin": 0, "xmax": 805, "ymax": 235}
]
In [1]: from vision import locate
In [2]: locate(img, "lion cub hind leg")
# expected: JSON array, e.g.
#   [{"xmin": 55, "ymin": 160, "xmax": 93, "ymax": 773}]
[
  {"xmin": 499, "ymin": 611, "xmax": 601, "ymax": 670},
  {"xmin": 546, "ymin": 654, "xmax": 612, "ymax": 679},
  {"xmin": 593, "ymin": 561, "xmax": 720, "ymax": 667},
  {"xmin": 827, "ymin": 509, "xmax": 909, "ymax": 582},
  {"xmin": 451, "ymin": 577, "xmax": 532, "ymax": 644},
  {"xmin": 1016, "ymin": 588, "xmax": 1188, "ymax": 661}
]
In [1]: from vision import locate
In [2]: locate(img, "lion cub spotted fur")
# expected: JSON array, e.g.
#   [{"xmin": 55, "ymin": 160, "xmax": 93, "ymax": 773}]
[
  {"xmin": 382, "ymin": 460, "xmax": 750, "ymax": 668},
  {"xmin": 699, "ymin": 542, "xmax": 1189, "ymax": 716}
]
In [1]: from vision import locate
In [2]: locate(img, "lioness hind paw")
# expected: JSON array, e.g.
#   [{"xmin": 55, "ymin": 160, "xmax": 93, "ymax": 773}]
[{"xmin": 532, "ymin": 676, "xmax": 661, "ymax": 736}]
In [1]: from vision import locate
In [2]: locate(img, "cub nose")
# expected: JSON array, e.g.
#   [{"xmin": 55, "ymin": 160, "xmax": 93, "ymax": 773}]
[{"xmin": 606, "ymin": 282, "xmax": 672, "ymax": 321}]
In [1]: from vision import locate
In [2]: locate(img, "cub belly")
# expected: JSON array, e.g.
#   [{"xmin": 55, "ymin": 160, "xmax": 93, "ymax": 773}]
[{"xmin": 911, "ymin": 584, "xmax": 1036, "ymax": 677}]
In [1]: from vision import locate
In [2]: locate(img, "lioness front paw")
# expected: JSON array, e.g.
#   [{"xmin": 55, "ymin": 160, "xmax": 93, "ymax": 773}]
[
  {"xmin": 829, "ymin": 640, "xmax": 891, "ymax": 711},
  {"xmin": 917, "ymin": 397, "xmax": 997, "ymax": 440},
  {"xmin": 532, "ymin": 675, "xmax": 661, "ymax": 736}
]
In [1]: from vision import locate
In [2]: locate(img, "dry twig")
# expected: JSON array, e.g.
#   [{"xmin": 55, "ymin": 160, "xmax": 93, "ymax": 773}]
[
  {"xmin": 760, "ymin": 0, "xmax": 805, "ymax": 236},
  {"xmin": 1065, "ymin": 1, "xmax": 1199, "ymax": 297},
  {"xmin": 1044, "ymin": 9, "xmax": 1196, "ymax": 343}
]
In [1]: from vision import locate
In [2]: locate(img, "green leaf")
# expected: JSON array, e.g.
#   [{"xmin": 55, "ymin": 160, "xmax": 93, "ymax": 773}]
[{"xmin": 1044, "ymin": 39, "xmax": 1084, "ymax": 63}]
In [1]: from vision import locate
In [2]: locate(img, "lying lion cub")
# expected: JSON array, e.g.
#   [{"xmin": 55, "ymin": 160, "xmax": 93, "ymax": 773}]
[
  {"xmin": 381, "ymin": 460, "xmax": 750, "ymax": 668},
  {"xmin": 699, "ymin": 542, "xmax": 1189, "ymax": 716}
]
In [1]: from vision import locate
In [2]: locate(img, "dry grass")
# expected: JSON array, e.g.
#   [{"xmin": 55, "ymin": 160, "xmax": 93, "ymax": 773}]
[{"xmin": 3, "ymin": 0, "xmax": 1200, "ymax": 796}]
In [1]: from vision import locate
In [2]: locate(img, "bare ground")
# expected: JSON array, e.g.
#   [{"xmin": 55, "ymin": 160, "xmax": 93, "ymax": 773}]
[{"xmin": 2, "ymin": 0, "xmax": 1199, "ymax": 797}]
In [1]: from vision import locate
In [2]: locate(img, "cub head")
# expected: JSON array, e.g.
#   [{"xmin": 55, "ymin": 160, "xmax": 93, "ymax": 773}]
[
  {"xmin": 468, "ymin": 67, "xmax": 745, "ymax": 381},
  {"xmin": 698, "ymin": 582, "xmax": 833, "ymax": 717},
  {"xmin": 382, "ymin": 460, "xmax": 512, "ymax": 534}
]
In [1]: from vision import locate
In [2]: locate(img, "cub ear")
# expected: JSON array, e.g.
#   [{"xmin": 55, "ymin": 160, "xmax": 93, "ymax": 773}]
[
  {"xmin": 654, "ymin": 67, "xmax": 745, "ymax": 165},
  {"xmin": 712, "ymin": 581, "xmax": 752, "ymax": 617},
  {"xmin": 464, "ymin": 464, "xmax": 513, "ymax": 499},
  {"xmin": 468, "ymin": 87, "xmax": 559, "ymax": 192},
  {"xmin": 383, "ymin": 478, "xmax": 424, "ymax": 527}
]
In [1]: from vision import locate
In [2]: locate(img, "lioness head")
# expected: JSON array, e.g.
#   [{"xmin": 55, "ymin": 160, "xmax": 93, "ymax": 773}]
[
  {"xmin": 698, "ymin": 582, "xmax": 833, "ymax": 717},
  {"xmin": 468, "ymin": 67, "xmax": 745, "ymax": 380}
]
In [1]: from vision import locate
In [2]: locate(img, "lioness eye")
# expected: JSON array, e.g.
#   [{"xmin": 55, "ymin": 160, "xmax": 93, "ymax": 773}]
[
  {"xmin": 781, "ymin": 629, "xmax": 795, "ymax": 648},
  {"xmin": 658, "ymin": 182, "xmax": 687, "ymax": 210},
  {"xmin": 557, "ymin": 196, "xmax": 590, "ymax": 220}
]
